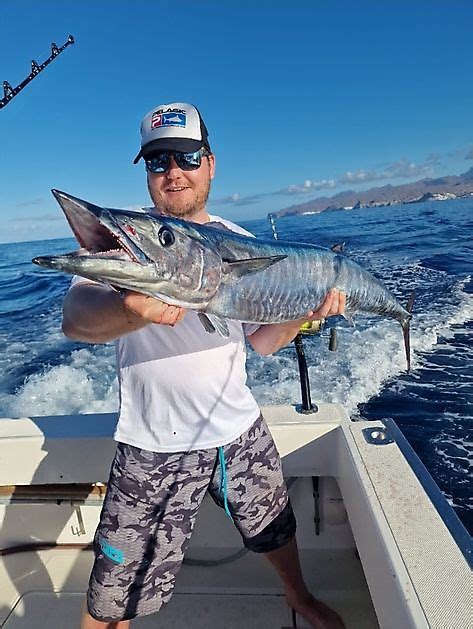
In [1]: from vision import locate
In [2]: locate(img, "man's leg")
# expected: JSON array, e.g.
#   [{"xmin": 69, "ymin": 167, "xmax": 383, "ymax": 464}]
[
  {"xmin": 84, "ymin": 443, "xmax": 215, "ymax": 625},
  {"xmin": 80, "ymin": 599, "xmax": 130, "ymax": 629},
  {"xmin": 212, "ymin": 416, "xmax": 345, "ymax": 629},
  {"xmin": 264, "ymin": 537, "xmax": 345, "ymax": 629}
]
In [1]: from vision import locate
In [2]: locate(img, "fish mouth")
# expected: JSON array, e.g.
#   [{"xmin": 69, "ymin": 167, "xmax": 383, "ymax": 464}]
[{"xmin": 36, "ymin": 190, "xmax": 148, "ymax": 265}]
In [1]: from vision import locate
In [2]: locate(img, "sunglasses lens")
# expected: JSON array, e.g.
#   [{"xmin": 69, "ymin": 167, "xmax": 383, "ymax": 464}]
[
  {"xmin": 145, "ymin": 153, "xmax": 170, "ymax": 173},
  {"xmin": 175, "ymin": 151, "xmax": 202, "ymax": 170},
  {"xmin": 145, "ymin": 150, "xmax": 204, "ymax": 173}
]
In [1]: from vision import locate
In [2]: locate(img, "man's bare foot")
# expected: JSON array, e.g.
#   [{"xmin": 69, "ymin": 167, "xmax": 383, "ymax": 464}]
[{"xmin": 287, "ymin": 591, "xmax": 345, "ymax": 629}]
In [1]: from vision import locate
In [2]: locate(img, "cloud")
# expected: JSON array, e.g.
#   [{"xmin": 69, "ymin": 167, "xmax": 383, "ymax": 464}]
[
  {"xmin": 282, "ymin": 179, "xmax": 336, "ymax": 195},
  {"xmin": 446, "ymin": 145, "xmax": 473, "ymax": 160},
  {"xmin": 339, "ymin": 169, "xmax": 385, "ymax": 184},
  {"xmin": 282, "ymin": 157, "xmax": 436, "ymax": 195},
  {"xmin": 211, "ymin": 192, "xmax": 267, "ymax": 207},
  {"xmin": 384, "ymin": 157, "xmax": 434, "ymax": 178},
  {"xmin": 10, "ymin": 213, "xmax": 64, "ymax": 222},
  {"xmin": 212, "ymin": 179, "xmax": 336, "ymax": 206},
  {"xmin": 2, "ymin": 215, "xmax": 72, "ymax": 243},
  {"xmin": 425, "ymin": 152, "xmax": 442, "ymax": 164},
  {"xmin": 339, "ymin": 157, "xmax": 434, "ymax": 185},
  {"xmin": 15, "ymin": 198, "xmax": 45, "ymax": 208},
  {"xmin": 212, "ymin": 193, "xmax": 242, "ymax": 205}
]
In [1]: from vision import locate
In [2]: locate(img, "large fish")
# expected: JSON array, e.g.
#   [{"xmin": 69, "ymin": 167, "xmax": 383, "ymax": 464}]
[{"xmin": 33, "ymin": 190, "xmax": 414, "ymax": 370}]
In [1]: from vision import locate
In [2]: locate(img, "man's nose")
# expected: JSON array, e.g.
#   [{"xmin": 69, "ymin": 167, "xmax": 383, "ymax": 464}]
[{"xmin": 165, "ymin": 156, "xmax": 182, "ymax": 176}]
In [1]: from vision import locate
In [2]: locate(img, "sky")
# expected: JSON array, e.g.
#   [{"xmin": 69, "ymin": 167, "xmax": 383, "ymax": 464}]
[{"xmin": 0, "ymin": 0, "xmax": 472, "ymax": 243}]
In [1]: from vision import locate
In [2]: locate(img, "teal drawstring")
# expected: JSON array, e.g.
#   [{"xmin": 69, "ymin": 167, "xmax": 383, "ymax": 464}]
[{"xmin": 218, "ymin": 446, "xmax": 233, "ymax": 521}]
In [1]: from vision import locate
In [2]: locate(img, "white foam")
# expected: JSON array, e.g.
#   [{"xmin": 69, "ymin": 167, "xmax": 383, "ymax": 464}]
[
  {"xmin": 249, "ymin": 277, "xmax": 473, "ymax": 415},
  {"xmin": 2, "ymin": 346, "xmax": 118, "ymax": 418},
  {"xmin": 249, "ymin": 322, "xmax": 409, "ymax": 415},
  {"xmin": 3, "ymin": 274, "xmax": 471, "ymax": 420}
]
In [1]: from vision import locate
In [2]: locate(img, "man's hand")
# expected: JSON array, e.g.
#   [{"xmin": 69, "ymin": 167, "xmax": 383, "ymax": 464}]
[
  {"xmin": 248, "ymin": 289, "xmax": 346, "ymax": 356},
  {"xmin": 122, "ymin": 291, "xmax": 186, "ymax": 326},
  {"xmin": 305, "ymin": 288, "xmax": 346, "ymax": 322},
  {"xmin": 62, "ymin": 282, "xmax": 187, "ymax": 344}
]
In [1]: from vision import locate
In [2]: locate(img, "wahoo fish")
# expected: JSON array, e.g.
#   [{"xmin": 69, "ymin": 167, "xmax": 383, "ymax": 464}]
[{"xmin": 33, "ymin": 190, "xmax": 414, "ymax": 370}]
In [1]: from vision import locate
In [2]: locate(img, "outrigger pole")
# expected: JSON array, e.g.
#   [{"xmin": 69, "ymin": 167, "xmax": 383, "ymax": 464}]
[{"xmin": 0, "ymin": 35, "xmax": 75, "ymax": 109}]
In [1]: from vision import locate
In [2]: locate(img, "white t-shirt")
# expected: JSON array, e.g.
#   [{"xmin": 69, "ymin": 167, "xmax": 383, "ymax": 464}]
[{"xmin": 72, "ymin": 214, "xmax": 261, "ymax": 452}]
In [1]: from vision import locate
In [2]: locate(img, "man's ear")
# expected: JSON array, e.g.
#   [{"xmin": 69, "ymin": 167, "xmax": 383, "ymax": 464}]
[{"xmin": 208, "ymin": 153, "xmax": 216, "ymax": 180}]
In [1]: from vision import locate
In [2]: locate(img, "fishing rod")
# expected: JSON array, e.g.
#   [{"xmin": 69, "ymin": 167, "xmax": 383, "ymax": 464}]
[
  {"xmin": 1, "ymin": 35, "xmax": 75, "ymax": 109},
  {"xmin": 267, "ymin": 213, "xmax": 318, "ymax": 414}
]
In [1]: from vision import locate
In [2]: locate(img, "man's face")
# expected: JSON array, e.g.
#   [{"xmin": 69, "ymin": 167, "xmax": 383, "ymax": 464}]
[{"xmin": 147, "ymin": 152, "xmax": 216, "ymax": 223}]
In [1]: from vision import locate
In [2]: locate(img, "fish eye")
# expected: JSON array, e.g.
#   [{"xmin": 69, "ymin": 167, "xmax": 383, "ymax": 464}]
[{"xmin": 158, "ymin": 226, "xmax": 175, "ymax": 247}]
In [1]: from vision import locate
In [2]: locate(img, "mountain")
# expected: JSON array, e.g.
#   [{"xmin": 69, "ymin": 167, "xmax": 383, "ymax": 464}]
[{"xmin": 274, "ymin": 167, "xmax": 473, "ymax": 217}]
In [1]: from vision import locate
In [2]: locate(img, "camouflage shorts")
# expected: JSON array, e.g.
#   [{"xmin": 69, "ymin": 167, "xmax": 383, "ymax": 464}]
[{"xmin": 87, "ymin": 414, "xmax": 293, "ymax": 622}]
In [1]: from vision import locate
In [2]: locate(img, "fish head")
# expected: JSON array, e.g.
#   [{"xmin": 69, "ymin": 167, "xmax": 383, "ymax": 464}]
[{"xmin": 32, "ymin": 190, "xmax": 223, "ymax": 306}]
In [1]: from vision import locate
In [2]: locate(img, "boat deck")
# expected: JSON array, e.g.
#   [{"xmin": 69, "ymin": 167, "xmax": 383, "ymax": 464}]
[
  {"xmin": 1, "ymin": 404, "xmax": 471, "ymax": 628},
  {"xmin": 2, "ymin": 545, "xmax": 378, "ymax": 628}
]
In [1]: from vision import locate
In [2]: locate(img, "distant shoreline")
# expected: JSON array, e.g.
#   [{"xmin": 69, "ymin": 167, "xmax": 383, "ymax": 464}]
[
  {"xmin": 300, "ymin": 190, "xmax": 473, "ymax": 216},
  {"xmin": 274, "ymin": 167, "xmax": 473, "ymax": 218}
]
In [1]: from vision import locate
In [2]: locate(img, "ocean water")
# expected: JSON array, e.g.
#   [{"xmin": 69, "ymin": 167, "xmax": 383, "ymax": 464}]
[{"xmin": 0, "ymin": 198, "xmax": 471, "ymax": 534}]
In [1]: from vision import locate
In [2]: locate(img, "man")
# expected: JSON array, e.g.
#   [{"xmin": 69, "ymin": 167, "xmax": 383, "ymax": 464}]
[{"xmin": 63, "ymin": 102, "xmax": 346, "ymax": 629}]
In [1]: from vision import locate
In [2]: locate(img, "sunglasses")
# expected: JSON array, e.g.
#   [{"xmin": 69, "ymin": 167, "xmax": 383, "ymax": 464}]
[{"xmin": 144, "ymin": 148, "xmax": 208, "ymax": 173}]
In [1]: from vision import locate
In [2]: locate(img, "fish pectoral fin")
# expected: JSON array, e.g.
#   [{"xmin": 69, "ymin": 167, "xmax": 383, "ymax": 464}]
[
  {"xmin": 197, "ymin": 312, "xmax": 216, "ymax": 333},
  {"xmin": 197, "ymin": 312, "xmax": 230, "ymax": 337},
  {"xmin": 222, "ymin": 254, "xmax": 286, "ymax": 277}
]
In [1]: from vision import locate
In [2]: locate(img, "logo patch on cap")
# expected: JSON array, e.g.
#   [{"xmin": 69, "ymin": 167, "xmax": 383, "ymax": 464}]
[{"xmin": 151, "ymin": 111, "xmax": 186, "ymax": 130}]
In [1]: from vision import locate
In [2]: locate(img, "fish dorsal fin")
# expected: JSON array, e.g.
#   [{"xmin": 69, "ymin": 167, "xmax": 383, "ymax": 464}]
[
  {"xmin": 197, "ymin": 312, "xmax": 230, "ymax": 337},
  {"xmin": 223, "ymin": 254, "xmax": 286, "ymax": 277}
]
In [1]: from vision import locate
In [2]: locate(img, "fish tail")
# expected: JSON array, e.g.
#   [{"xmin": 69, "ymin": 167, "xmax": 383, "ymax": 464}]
[{"xmin": 400, "ymin": 292, "xmax": 415, "ymax": 372}]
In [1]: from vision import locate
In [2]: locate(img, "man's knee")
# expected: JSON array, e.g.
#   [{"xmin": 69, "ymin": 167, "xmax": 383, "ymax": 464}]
[{"xmin": 243, "ymin": 500, "xmax": 297, "ymax": 553}]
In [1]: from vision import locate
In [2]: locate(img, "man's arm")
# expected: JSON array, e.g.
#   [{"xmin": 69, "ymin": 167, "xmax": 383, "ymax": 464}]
[
  {"xmin": 247, "ymin": 289, "xmax": 346, "ymax": 355},
  {"xmin": 62, "ymin": 282, "xmax": 186, "ymax": 343}
]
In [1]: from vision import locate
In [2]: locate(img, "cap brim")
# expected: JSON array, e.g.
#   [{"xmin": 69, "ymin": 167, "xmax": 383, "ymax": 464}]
[{"xmin": 133, "ymin": 138, "xmax": 205, "ymax": 164}]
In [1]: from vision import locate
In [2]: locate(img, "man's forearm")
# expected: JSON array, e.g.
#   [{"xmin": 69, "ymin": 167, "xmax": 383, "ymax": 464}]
[
  {"xmin": 248, "ymin": 319, "xmax": 305, "ymax": 355},
  {"xmin": 62, "ymin": 283, "xmax": 149, "ymax": 343}
]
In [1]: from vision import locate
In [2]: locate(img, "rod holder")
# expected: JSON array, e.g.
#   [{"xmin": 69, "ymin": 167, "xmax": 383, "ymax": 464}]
[
  {"xmin": 329, "ymin": 327, "xmax": 337, "ymax": 351},
  {"xmin": 293, "ymin": 334, "xmax": 318, "ymax": 414}
]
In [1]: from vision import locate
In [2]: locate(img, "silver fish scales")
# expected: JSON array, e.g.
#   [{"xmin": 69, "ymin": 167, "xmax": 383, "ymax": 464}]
[{"xmin": 198, "ymin": 227, "xmax": 408, "ymax": 324}]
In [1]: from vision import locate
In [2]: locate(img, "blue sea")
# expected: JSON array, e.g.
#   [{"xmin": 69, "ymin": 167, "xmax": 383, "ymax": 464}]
[{"xmin": 0, "ymin": 198, "xmax": 471, "ymax": 534}]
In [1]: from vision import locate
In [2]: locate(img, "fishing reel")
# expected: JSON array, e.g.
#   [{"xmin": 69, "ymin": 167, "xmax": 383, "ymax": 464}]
[
  {"xmin": 298, "ymin": 319, "xmax": 325, "ymax": 336},
  {"xmin": 299, "ymin": 318, "xmax": 337, "ymax": 351}
]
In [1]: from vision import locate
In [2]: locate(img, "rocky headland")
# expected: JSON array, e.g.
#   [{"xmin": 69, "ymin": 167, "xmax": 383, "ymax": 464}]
[{"xmin": 274, "ymin": 167, "xmax": 473, "ymax": 217}]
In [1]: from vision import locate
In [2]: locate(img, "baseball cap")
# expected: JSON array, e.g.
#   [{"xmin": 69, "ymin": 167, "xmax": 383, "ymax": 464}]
[{"xmin": 133, "ymin": 102, "xmax": 210, "ymax": 164}]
